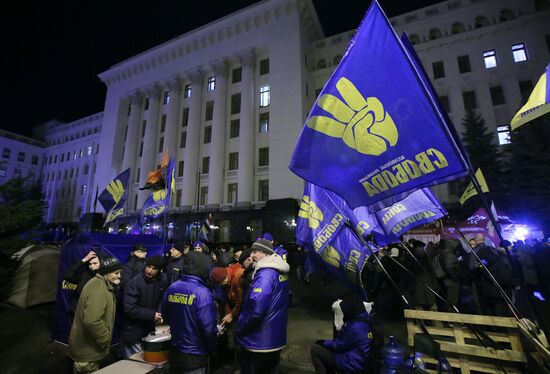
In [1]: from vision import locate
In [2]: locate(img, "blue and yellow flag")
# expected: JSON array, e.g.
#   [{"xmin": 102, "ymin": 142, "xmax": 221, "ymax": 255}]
[
  {"xmin": 511, "ymin": 63, "xmax": 550, "ymax": 130},
  {"xmin": 141, "ymin": 157, "xmax": 175, "ymax": 223},
  {"xmin": 289, "ymin": 1, "xmax": 468, "ymax": 209},
  {"xmin": 374, "ymin": 188, "xmax": 446, "ymax": 243},
  {"xmin": 98, "ymin": 168, "xmax": 130, "ymax": 225}
]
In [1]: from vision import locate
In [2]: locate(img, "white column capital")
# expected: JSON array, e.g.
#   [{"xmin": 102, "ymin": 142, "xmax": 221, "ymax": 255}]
[
  {"xmin": 144, "ymin": 85, "xmax": 162, "ymax": 98},
  {"xmin": 187, "ymin": 68, "xmax": 204, "ymax": 85},
  {"xmin": 211, "ymin": 59, "xmax": 229, "ymax": 78},
  {"xmin": 165, "ymin": 76, "xmax": 182, "ymax": 93},
  {"xmin": 238, "ymin": 49, "xmax": 256, "ymax": 68}
]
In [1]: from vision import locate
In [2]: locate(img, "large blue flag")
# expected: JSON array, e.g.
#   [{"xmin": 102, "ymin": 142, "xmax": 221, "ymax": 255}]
[
  {"xmin": 98, "ymin": 168, "xmax": 130, "ymax": 225},
  {"xmin": 141, "ymin": 157, "xmax": 175, "ymax": 223},
  {"xmin": 289, "ymin": 0, "xmax": 468, "ymax": 209}
]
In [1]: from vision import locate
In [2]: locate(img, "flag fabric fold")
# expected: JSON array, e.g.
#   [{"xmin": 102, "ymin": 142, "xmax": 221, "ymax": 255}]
[
  {"xmin": 511, "ymin": 63, "xmax": 550, "ymax": 130},
  {"xmin": 199, "ymin": 213, "xmax": 213, "ymax": 242},
  {"xmin": 289, "ymin": 0, "xmax": 468, "ymax": 210},
  {"xmin": 98, "ymin": 168, "xmax": 131, "ymax": 225},
  {"xmin": 459, "ymin": 168, "xmax": 489, "ymax": 205}
]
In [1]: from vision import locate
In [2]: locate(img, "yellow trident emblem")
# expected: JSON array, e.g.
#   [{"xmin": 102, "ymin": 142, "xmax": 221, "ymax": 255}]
[
  {"xmin": 298, "ymin": 195, "xmax": 324, "ymax": 229},
  {"xmin": 307, "ymin": 77, "xmax": 398, "ymax": 156},
  {"xmin": 152, "ymin": 189, "xmax": 167, "ymax": 202},
  {"xmin": 321, "ymin": 245, "xmax": 341, "ymax": 267}
]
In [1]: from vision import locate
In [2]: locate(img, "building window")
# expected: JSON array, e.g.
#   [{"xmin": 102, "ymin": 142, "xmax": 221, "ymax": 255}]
[
  {"xmin": 462, "ymin": 90, "xmax": 478, "ymax": 110},
  {"xmin": 127, "ymin": 104, "xmax": 132, "ymax": 116},
  {"xmin": 181, "ymin": 107, "xmax": 189, "ymax": 127},
  {"xmin": 200, "ymin": 186, "xmax": 209, "ymax": 205},
  {"xmin": 178, "ymin": 161, "xmax": 184, "ymax": 177},
  {"xmin": 207, "ymin": 75, "xmax": 216, "ymax": 91},
  {"xmin": 139, "ymin": 142, "xmax": 144, "ymax": 157},
  {"xmin": 259, "ymin": 180, "xmax": 269, "ymax": 201},
  {"xmin": 228, "ymin": 152, "xmax": 239, "ymax": 170},
  {"xmin": 61, "ymin": 153, "xmax": 65, "ymax": 162},
  {"xmin": 519, "ymin": 80, "xmax": 533, "ymax": 103},
  {"xmin": 259, "ymin": 58, "xmax": 270, "ymax": 75},
  {"xmin": 512, "ymin": 43, "xmax": 528, "ymax": 62},
  {"xmin": 202, "ymin": 157, "xmax": 210, "ymax": 174},
  {"xmin": 158, "ymin": 137, "xmax": 164, "ymax": 153},
  {"xmin": 180, "ymin": 131, "xmax": 187, "ymax": 148},
  {"xmin": 64, "ymin": 170, "xmax": 68, "ymax": 180},
  {"xmin": 141, "ymin": 120, "xmax": 147, "ymax": 137},
  {"xmin": 490, "ymin": 86, "xmax": 506, "ymax": 105},
  {"xmin": 176, "ymin": 189, "xmax": 182, "ymax": 207},
  {"xmin": 457, "ymin": 55, "xmax": 471, "ymax": 73},
  {"xmin": 259, "ymin": 147, "xmax": 269, "ymax": 166},
  {"xmin": 205, "ymin": 101, "xmax": 214, "ymax": 121},
  {"xmin": 432, "ymin": 61, "xmax": 445, "ymax": 79},
  {"xmin": 70, "ymin": 168, "xmax": 74, "ymax": 178},
  {"xmin": 136, "ymin": 168, "xmax": 140, "ymax": 183},
  {"xmin": 483, "ymin": 50, "xmax": 497, "ymax": 69},
  {"xmin": 87, "ymin": 146, "xmax": 93, "ymax": 156},
  {"xmin": 163, "ymin": 91, "xmax": 170, "ymax": 105},
  {"xmin": 0, "ymin": 167, "xmax": 6, "ymax": 177},
  {"xmin": 231, "ymin": 93, "xmax": 241, "ymax": 114},
  {"xmin": 54, "ymin": 155, "xmax": 58, "ymax": 163},
  {"xmin": 260, "ymin": 85, "xmax": 270, "ymax": 107},
  {"xmin": 232, "ymin": 67, "xmax": 242, "ymax": 83},
  {"xmin": 204, "ymin": 126, "xmax": 212, "ymax": 144},
  {"xmin": 497, "ymin": 125, "xmax": 511, "ymax": 145},
  {"xmin": 31, "ymin": 155, "xmax": 38, "ymax": 165},
  {"xmin": 14, "ymin": 168, "xmax": 21, "ymax": 179},
  {"xmin": 230, "ymin": 119, "xmax": 240, "ymax": 138},
  {"xmin": 228, "ymin": 183, "xmax": 238, "ymax": 204},
  {"xmin": 259, "ymin": 112, "xmax": 269, "ymax": 133},
  {"xmin": 17, "ymin": 152, "xmax": 25, "ymax": 162},
  {"xmin": 81, "ymin": 184, "xmax": 87, "ymax": 195},
  {"xmin": 184, "ymin": 84, "xmax": 192, "ymax": 98},
  {"xmin": 160, "ymin": 114, "xmax": 167, "ymax": 132},
  {"xmin": 144, "ymin": 97, "xmax": 150, "ymax": 111},
  {"xmin": 134, "ymin": 194, "xmax": 138, "ymax": 210},
  {"xmin": 439, "ymin": 95, "xmax": 451, "ymax": 113}
]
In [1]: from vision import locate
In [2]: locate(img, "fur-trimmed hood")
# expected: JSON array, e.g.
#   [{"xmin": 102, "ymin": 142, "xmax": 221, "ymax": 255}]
[{"xmin": 253, "ymin": 254, "xmax": 289, "ymax": 278}]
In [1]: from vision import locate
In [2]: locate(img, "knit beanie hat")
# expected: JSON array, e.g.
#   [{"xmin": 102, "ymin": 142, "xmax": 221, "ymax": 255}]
[
  {"xmin": 98, "ymin": 256, "xmax": 122, "ymax": 275},
  {"xmin": 210, "ymin": 267, "xmax": 228, "ymax": 284},
  {"xmin": 262, "ymin": 232, "xmax": 274, "ymax": 242},
  {"xmin": 172, "ymin": 241, "xmax": 186, "ymax": 253},
  {"xmin": 146, "ymin": 255, "xmax": 165, "ymax": 269},
  {"xmin": 133, "ymin": 243, "xmax": 147, "ymax": 252},
  {"xmin": 251, "ymin": 239, "xmax": 274, "ymax": 255}
]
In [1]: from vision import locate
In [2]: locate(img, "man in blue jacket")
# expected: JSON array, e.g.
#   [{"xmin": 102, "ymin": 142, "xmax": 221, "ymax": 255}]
[
  {"xmin": 236, "ymin": 238, "xmax": 290, "ymax": 374},
  {"xmin": 120, "ymin": 255, "xmax": 167, "ymax": 358},
  {"xmin": 162, "ymin": 251, "xmax": 218, "ymax": 373}
]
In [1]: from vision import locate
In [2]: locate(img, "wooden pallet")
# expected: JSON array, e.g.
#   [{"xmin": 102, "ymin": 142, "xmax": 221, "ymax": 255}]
[{"xmin": 404, "ymin": 309, "xmax": 527, "ymax": 373}]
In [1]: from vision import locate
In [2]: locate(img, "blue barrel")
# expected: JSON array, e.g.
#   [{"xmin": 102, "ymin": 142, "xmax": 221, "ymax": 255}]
[{"xmin": 380, "ymin": 335, "xmax": 406, "ymax": 373}]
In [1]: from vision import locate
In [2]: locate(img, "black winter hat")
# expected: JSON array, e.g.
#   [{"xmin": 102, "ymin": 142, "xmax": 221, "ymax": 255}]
[
  {"xmin": 98, "ymin": 256, "xmax": 122, "ymax": 275},
  {"xmin": 340, "ymin": 294, "xmax": 366, "ymax": 322},
  {"xmin": 251, "ymin": 239, "xmax": 274, "ymax": 255},
  {"xmin": 238, "ymin": 248, "xmax": 252, "ymax": 264},
  {"xmin": 172, "ymin": 241, "xmax": 186, "ymax": 252},
  {"xmin": 146, "ymin": 255, "xmax": 165, "ymax": 269},
  {"xmin": 133, "ymin": 243, "xmax": 147, "ymax": 252}
]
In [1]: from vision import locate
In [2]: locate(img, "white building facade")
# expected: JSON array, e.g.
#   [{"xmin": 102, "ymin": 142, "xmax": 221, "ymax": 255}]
[
  {"xmin": 8, "ymin": 0, "xmax": 548, "ymax": 240},
  {"xmin": 0, "ymin": 130, "xmax": 44, "ymax": 184}
]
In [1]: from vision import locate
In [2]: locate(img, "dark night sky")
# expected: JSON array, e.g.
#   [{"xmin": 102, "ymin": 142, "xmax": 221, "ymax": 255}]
[{"xmin": 2, "ymin": 0, "xmax": 440, "ymax": 137}]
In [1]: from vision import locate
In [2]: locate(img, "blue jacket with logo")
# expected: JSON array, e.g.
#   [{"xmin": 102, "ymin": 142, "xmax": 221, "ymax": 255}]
[
  {"xmin": 161, "ymin": 275, "xmax": 217, "ymax": 355},
  {"xmin": 236, "ymin": 254, "xmax": 290, "ymax": 351},
  {"xmin": 322, "ymin": 312, "xmax": 373, "ymax": 373}
]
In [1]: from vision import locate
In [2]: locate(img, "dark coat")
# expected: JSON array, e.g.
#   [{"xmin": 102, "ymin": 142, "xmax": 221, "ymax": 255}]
[
  {"xmin": 437, "ymin": 241, "xmax": 460, "ymax": 306},
  {"xmin": 164, "ymin": 256, "xmax": 185, "ymax": 285},
  {"xmin": 409, "ymin": 250, "xmax": 437, "ymax": 307},
  {"xmin": 121, "ymin": 271, "xmax": 168, "ymax": 343},
  {"xmin": 121, "ymin": 255, "xmax": 146, "ymax": 289}
]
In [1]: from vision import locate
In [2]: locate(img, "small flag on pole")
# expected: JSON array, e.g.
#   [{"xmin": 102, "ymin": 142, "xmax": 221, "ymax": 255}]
[
  {"xmin": 459, "ymin": 168, "xmax": 489, "ymax": 205},
  {"xmin": 511, "ymin": 63, "xmax": 550, "ymax": 130}
]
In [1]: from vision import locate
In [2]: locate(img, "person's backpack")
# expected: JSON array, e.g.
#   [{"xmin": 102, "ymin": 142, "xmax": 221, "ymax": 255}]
[{"xmin": 432, "ymin": 254, "xmax": 446, "ymax": 279}]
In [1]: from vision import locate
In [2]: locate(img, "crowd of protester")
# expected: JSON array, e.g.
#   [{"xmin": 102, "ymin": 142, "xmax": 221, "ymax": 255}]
[
  {"xmin": 62, "ymin": 233, "xmax": 297, "ymax": 374},
  {"xmin": 364, "ymin": 233, "xmax": 550, "ymax": 319}
]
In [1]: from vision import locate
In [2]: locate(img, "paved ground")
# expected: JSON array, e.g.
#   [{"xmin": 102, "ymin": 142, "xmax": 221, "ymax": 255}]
[{"xmin": 0, "ymin": 272, "xmax": 409, "ymax": 374}]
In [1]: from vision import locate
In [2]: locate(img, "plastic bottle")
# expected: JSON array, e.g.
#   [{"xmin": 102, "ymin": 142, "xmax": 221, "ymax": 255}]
[{"xmin": 380, "ymin": 336, "xmax": 405, "ymax": 373}]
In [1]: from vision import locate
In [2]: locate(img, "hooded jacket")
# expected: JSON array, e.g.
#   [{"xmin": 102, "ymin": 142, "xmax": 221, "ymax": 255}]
[
  {"xmin": 322, "ymin": 311, "xmax": 373, "ymax": 373},
  {"xmin": 274, "ymin": 245, "xmax": 288, "ymax": 262},
  {"xmin": 121, "ymin": 270, "xmax": 168, "ymax": 343},
  {"xmin": 162, "ymin": 252, "xmax": 218, "ymax": 356},
  {"xmin": 164, "ymin": 255, "xmax": 185, "ymax": 285},
  {"xmin": 68, "ymin": 274, "xmax": 116, "ymax": 362},
  {"xmin": 236, "ymin": 254, "xmax": 290, "ymax": 351}
]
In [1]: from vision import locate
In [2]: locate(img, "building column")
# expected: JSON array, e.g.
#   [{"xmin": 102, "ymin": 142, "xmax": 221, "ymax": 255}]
[
  {"xmin": 122, "ymin": 91, "xmax": 142, "ymax": 204},
  {"xmin": 237, "ymin": 51, "xmax": 256, "ymax": 206},
  {"xmin": 181, "ymin": 69, "xmax": 204, "ymax": 208},
  {"xmin": 163, "ymin": 77, "xmax": 182, "ymax": 157},
  {"xmin": 137, "ymin": 85, "xmax": 161, "ymax": 208},
  {"xmin": 207, "ymin": 60, "xmax": 228, "ymax": 207}
]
